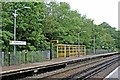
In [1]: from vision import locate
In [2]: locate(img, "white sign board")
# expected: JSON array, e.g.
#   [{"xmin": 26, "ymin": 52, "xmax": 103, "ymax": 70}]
[{"xmin": 10, "ymin": 41, "xmax": 26, "ymax": 45}]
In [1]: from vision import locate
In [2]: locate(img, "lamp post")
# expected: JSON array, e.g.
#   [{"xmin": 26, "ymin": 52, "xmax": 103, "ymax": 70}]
[
  {"xmin": 78, "ymin": 31, "xmax": 86, "ymax": 57},
  {"xmin": 78, "ymin": 31, "xmax": 86, "ymax": 45},
  {"xmin": 93, "ymin": 34, "xmax": 96, "ymax": 54},
  {"xmin": 113, "ymin": 39, "xmax": 116, "ymax": 51},
  {"xmin": 13, "ymin": 7, "xmax": 31, "ymax": 64},
  {"xmin": 78, "ymin": 33, "xmax": 80, "ymax": 45}
]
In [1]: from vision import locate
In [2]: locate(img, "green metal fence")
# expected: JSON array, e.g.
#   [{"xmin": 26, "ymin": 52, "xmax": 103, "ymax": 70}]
[
  {"xmin": 0, "ymin": 49, "xmax": 115, "ymax": 66},
  {"xmin": 0, "ymin": 50, "xmax": 56, "ymax": 66}
]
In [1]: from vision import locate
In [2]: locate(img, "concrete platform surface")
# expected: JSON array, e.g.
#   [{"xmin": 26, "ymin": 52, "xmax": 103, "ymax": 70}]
[{"xmin": 104, "ymin": 66, "xmax": 120, "ymax": 79}]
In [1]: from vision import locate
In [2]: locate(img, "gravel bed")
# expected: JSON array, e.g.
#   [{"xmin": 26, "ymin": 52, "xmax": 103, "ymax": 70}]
[
  {"xmin": 27, "ymin": 55, "xmax": 118, "ymax": 79},
  {"xmin": 88, "ymin": 59, "xmax": 120, "ymax": 80}
]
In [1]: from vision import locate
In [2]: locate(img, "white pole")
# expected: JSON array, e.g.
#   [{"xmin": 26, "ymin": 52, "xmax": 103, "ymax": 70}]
[{"xmin": 13, "ymin": 10, "xmax": 17, "ymax": 65}]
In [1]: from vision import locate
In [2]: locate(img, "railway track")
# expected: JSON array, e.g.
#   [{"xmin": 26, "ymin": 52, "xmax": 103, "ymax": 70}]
[
  {"xmin": 68, "ymin": 55, "xmax": 119, "ymax": 80},
  {"xmin": 25, "ymin": 54, "xmax": 119, "ymax": 80}
]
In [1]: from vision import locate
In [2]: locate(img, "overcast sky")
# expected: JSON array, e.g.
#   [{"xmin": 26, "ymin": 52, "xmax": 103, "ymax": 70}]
[{"xmin": 55, "ymin": 0, "xmax": 119, "ymax": 30}]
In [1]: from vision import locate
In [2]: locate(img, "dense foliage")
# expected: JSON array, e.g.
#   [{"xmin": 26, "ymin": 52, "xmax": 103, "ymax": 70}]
[{"xmin": 1, "ymin": 2, "xmax": 120, "ymax": 52}]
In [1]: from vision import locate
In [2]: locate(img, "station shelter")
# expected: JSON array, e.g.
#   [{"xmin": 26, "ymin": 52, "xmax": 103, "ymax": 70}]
[{"xmin": 57, "ymin": 44, "xmax": 86, "ymax": 58}]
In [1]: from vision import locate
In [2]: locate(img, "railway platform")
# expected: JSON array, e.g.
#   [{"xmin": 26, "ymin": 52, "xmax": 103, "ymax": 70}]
[
  {"xmin": 0, "ymin": 52, "xmax": 118, "ymax": 80},
  {"xmin": 104, "ymin": 66, "xmax": 120, "ymax": 79},
  {"xmin": 1, "ymin": 55, "xmax": 91, "ymax": 72},
  {"xmin": 1, "ymin": 52, "xmax": 117, "ymax": 73}
]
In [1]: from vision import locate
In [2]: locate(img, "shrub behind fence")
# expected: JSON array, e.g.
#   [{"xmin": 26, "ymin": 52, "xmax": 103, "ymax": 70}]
[
  {"xmin": 0, "ymin": 49, "xmax": 115, "ymax": 66},
  {"xmin": 0, "ymin": 50, "xmax": 52, "ymax": 66}
]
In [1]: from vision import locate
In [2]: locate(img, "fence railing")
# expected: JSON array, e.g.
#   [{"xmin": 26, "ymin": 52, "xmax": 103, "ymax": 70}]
[
  {"xmin": 0, "ymin": 50, "xmax": 57, "ymax": 66},
  {"xmin": 0, "ymin": 49, "xmax": 115, "ymax": 66},
  {"xmin": 86, "ymin": 49, "xmax": 115, "ymax": 55}
]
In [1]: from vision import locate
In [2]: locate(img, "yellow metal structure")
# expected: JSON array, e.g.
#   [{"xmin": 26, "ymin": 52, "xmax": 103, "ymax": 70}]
[{"xmin": 57, "ymin": 44, "xmax": 86, "ymax": 58}]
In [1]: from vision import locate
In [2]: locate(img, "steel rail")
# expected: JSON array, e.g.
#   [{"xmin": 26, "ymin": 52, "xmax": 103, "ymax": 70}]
[
  {"xmin": 27, "ymin": 55, "xmax": 119, "ymax": 79},
  {"xmin": 1, "ymin": 52, "xmax": 118, "ymax": 80},
  {"xmin": 67, "ymin": 56, "xmax": 120, "ymax": 80}
]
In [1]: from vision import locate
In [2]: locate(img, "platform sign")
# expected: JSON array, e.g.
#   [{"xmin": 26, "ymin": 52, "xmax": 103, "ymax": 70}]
[
  {"xmin": 9, "ymin": 41, "xmax": 26, "ymax": 45},
  {"xmin": 50, "ymin": 40, "xmax": 58, "ymax": 44}
]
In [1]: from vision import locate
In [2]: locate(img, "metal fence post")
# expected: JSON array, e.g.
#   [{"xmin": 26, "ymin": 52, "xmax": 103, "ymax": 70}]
[
  {"xmin": 8, "ymin": 52, "xmax": 10, "ymax": 66},
  {"xmin": 41, "ymin": 51, "xmax": 43, "ymax": 61},
  {"xmin": 50, "ymin": 42, "xmax": 53, "ymax": 60},
  {"xmin": 25, "ymin": 51, "xmax": 27, "ymax": 64},
  {"xmin": 32, "ymin": 51, "xmax": 34, "ymax": 63},
  {"xmin": 2, "ymin": 52, "xmax": 4, "ymax": 66},
  {"xmin": 19, "ymin": 51, "xmax": 21, "ymax": 64},
  {"xmin": 0, "ymin": 52, "xmax": 1, "ymax": 66}
]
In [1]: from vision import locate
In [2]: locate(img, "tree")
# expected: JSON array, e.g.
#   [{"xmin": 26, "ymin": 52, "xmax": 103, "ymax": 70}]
[{"xmin": 2, "ymin": 2, "xmax": 119, "ymax": 52}]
